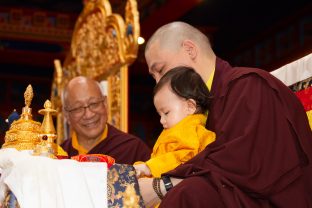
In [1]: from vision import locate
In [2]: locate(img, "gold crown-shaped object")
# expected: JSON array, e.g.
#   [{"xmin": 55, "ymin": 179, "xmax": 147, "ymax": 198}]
[
  {"xmin": 2, "ymin": 85, "xmax": 42, "ymax": 150},
  {"xmin": 2, "ymin": 85, "xmax": 58, "ymax": 157}
]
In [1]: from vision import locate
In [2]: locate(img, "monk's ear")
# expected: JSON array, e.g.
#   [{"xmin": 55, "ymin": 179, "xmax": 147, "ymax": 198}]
[
  {"xmin": 182, "ymin": 40, "xmax": 197, "ymax": 60},
  {"xmin": 186, "ymin": 99, "xmax": 197, "ymax": 115},
  {"xmin": 103, "ymin": 96, "xmax": 108, "ymax": 108}
]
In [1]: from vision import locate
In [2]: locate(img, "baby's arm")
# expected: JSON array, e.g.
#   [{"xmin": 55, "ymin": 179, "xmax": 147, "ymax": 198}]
[{"xmin": 133, "ymin": 163, "xmax": 152, "ymax": 178}]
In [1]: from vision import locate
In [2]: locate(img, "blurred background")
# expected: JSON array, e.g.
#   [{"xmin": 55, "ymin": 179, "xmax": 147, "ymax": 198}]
[{"xmin": 0, "ymin": 0, "xmax": 311, "ymax": 147}]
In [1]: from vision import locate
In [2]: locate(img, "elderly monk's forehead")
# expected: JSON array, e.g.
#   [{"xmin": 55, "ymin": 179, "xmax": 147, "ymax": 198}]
[{"xmin": 66, "ymin": 77, "xmax": 101, "ymax": 96}]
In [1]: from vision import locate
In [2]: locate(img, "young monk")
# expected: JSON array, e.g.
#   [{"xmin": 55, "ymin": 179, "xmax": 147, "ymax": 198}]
[{"xmin": 134, "ymin": 66, "xmax": 216, "ymax": 178}]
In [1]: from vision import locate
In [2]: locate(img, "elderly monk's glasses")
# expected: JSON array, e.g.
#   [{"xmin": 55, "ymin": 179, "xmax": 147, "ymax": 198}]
[{"xmin": 65, "ymin": 99, "xmax": 105, "ymax": 118}]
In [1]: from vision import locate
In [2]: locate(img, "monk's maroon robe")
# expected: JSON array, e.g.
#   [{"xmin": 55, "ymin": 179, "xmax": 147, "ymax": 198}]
[
  {"xmin": 61, "ymin": 124, "xmax": 151, "ymax": 164},
  {"xmin": 160, "ymin": 58, "xmax": 312, "ymax": 207}
]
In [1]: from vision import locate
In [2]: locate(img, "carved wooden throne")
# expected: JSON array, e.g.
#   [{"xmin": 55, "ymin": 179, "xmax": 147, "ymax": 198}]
[{"xmin": 51, "ymin": 0, "xmax": 140, "ymax": 143}]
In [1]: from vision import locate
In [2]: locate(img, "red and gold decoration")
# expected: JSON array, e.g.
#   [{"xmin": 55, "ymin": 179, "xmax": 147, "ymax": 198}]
[
  {"xmin": 271, "ymin": 53, "xmax": 312, "ymax": 129},
  {"xmin": 291, "ymin": 77, "xmax": 312, "ymax": 128}
]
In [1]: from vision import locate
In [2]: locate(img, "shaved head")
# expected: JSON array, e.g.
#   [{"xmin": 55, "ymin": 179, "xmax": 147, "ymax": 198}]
[
  {"xmin": 145, "ymin": 21, "xmax": 216, "ymax": 83},
  {"xmin": 145, "ymin": 21, "xmax": 212, "ymax": 55},
  {"xmin": 63, "ymin": 76, "xmax": 102, "ymax": 106}
]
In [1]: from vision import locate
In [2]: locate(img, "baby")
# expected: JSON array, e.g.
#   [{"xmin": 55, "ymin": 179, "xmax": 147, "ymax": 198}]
[{"xmin": 134, "ymin": 66, "xmax": 216, "ymax": 177}]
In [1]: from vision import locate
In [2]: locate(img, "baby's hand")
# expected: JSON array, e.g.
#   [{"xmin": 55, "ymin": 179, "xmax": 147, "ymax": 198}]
[{"xmin": 133, "ymin": 163, "xmax": 151, "ymax": 178}]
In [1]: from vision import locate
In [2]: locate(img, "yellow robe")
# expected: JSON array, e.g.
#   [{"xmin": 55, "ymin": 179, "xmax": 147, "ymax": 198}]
[{"xmin": 146, "ymin": 114, "xmax": 215, "ymax": 177}]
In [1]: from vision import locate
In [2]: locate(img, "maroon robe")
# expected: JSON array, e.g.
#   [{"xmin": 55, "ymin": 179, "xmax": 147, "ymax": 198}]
[
  {"xmin": 61, "ymin": 124, "xmax": 151, "ymax": 164},
  {"xmin": 160, "ymin": 58, "xmax": 312, "ymax": 207}
]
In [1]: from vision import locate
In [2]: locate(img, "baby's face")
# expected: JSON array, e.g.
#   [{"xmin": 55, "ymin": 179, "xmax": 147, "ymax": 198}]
[{"xmin": 154, "ymin": 84, "xmax": 190, "ymax": 129}]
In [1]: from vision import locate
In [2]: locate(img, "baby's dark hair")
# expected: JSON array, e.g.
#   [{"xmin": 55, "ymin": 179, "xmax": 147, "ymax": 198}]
[{"xmin": 154, "ymin": 66, "xmax": 211, "ymax": 114}]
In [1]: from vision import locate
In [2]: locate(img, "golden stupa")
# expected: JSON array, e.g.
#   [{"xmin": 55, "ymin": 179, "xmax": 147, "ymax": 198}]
[
  {"xmin": 2, "ymin": 85, "xmax": 58, "ymax": 157},
  {"xmin": 2, "ymin": 85, "xmax": 42, "ymax": 150}
]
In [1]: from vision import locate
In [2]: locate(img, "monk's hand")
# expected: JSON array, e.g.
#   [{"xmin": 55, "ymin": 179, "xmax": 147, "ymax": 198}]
[{"xmin": 134, "ymin": 163, "xmax": 151, "ymax": 178}]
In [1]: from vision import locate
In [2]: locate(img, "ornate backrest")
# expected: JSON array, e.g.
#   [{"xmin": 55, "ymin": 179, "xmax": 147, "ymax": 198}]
[{"xmin": 51, "ymin": 0, "xmax": 139, "ymax": 143}]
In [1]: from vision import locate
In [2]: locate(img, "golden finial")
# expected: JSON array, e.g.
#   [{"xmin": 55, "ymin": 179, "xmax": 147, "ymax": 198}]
[
  {"xmin": 20, "ymin": 84, "xmax": 34, "ymax": 120},
  {"xmin": 38, "ymin": 100, "xmax": 57, "ymax": 135},
  {"xmin": 33, "ymin": 100, "xmax": 58, "ymax": 158},
  {"xmin": 24, "ymin": 84, "xmax": 33, "ymax": 107},
  {"xmin": 123, "ymin": 184, "xmax": 140, "ymax": 208}
]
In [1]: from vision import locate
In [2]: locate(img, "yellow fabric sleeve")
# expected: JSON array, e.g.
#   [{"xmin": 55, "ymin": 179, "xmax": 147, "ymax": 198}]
[
  {"xmin": 145, "ymin": 114, "xmax": 215, "ymax": 177},
  {"xmin": 146, "ymin": 141, "xmax": 199, "ymax": 177}
]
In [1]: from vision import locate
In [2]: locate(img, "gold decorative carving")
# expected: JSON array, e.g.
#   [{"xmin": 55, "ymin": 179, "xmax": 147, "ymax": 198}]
[
  {"xmin": 124, "ymin": 0, "xmax": 140, "ymax": 63},
  {"xmin": 51, "ymin": 0, "xmax": 140, "ymax": 140},
  {"xmin": 108, "ymin": 72, "xmax": 121, "ymax": 128},
  {"xmin": 51, "ymin": 60, "xmax": 65, "ymax": 144},
  {"xmin": 24, "ymin": 85, "xmax": 33, "ymax": 108}
]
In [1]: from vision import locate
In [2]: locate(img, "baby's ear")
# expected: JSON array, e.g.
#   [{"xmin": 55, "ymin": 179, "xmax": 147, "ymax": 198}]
[{"xmin": 186, "ymin": 99, "xmax": 197, "ymax": 115}]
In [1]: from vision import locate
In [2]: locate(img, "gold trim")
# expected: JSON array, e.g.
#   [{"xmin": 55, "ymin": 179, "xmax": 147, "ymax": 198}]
[{"xmin": 121, "ymin": 65, "xmax": 128, "ymax": 132}]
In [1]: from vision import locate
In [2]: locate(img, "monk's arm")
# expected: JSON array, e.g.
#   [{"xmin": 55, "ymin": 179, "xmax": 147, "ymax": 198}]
[{"xmin": 138, "ymin": 177, "xmax": 182, "ymax": 207}]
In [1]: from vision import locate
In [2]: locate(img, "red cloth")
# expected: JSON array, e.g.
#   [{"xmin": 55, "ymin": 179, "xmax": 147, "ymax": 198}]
[
  {"xmin": 161, "ymin": 58, "xmax": 312, "ymax": 207},
  {"xmin": 61, "ymin": 124, "xmax": 151, "ymax": 164},
  {"xmin": 295, "ymin": 86, "xmax": 312, "ymax": 111},
  {"xmin": 71, "ymin": 154, "xmax": 115, "ymax": 168}
]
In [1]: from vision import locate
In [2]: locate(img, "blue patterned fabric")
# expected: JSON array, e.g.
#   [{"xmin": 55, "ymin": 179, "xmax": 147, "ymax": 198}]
[
  {"xmin": 108, "ymin": 164, "xmax": 145, "ymax": 207},
  {"xmin": 3, "ymin": 191, "xmax": 19, "ymax": 208}
]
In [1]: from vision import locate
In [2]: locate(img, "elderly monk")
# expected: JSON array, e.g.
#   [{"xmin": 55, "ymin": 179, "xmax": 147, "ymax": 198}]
[
  {"xmin": 61, "ymin": 76, "xmax": 151, "ymax": 164},
  {"xmin": 138, "ymin": 21, "xmax": 312, "ymax": 207}
]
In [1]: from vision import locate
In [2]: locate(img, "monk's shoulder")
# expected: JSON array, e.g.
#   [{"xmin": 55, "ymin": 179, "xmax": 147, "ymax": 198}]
[
  {"xmin": 61, "ymin": 138, "xmax": 72, "ymax": 149},
  {"xmin": 219, "ymin": 67, "xmax": 280, "ymax": 95}
]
